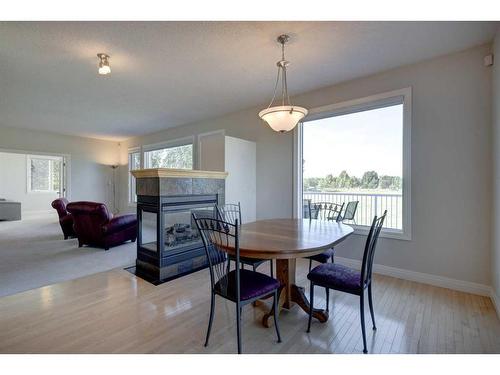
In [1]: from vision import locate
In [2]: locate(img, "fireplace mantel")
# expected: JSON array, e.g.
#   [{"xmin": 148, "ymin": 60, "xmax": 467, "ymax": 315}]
[
  {"xmin": 131, "ymin": 168, "xmax": 228, "ymax": 180},
  {"xmin": 131, "ymin": 168, "xmax": 227, "ymax": 198}
]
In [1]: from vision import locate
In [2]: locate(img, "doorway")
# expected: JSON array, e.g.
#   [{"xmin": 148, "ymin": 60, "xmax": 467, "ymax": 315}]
[{"xmin": 0, "ymin": 151, "xmax": 69, "ymax": 217}]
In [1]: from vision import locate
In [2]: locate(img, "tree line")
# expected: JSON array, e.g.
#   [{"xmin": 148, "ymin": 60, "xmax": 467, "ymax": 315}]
[{"xmin": 304, "ymin": 170, "xmax": 401, "ymax": 191}]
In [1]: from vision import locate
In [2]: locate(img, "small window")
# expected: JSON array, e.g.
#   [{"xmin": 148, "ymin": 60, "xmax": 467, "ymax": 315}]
[
  {"xmin": 27, "ymin": 155, "xmax": 64, "ymax": 193},
  {"xmin": 128, "ymin": 149, "xmax": 141, "ymax": 204},
  {"xmin": 144, "ymin": 144, "xmax": 193, "ymax": 169}
]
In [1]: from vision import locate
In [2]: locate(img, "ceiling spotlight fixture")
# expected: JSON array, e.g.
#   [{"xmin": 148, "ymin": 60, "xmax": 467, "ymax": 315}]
[
  {"xmin": 258, "ymin": 34, "xmax": 308, "ymax": 133},
  {"xmin": 97, "ymin": 53, "xmax": 111, "ymax": 75}
]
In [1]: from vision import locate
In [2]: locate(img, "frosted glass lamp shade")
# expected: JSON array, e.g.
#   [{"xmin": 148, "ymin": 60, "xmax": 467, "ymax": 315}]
[
  {"xmin": 98, "ymin": 64, "xmax": 111, "ymax": 75},
  {"xmin": 259, "ymin": 105, "xmax": 308, "ymax": 132}
]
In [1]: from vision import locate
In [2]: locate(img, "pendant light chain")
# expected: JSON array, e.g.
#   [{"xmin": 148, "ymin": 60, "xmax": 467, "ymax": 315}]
[
  {"xmin": 281, "ymin": 41, "xmax": 291, "ymax": 107},
  {"xmin": 282, "ymin": 64, "xmax": 287, "ymax": 106},
  {"xmin": 267, "ymin": 38, "xmax": 292, "ymax": 108},
  {"xmin": 266, "ymin": 65, "xmax": 282, "ymax": 109}
]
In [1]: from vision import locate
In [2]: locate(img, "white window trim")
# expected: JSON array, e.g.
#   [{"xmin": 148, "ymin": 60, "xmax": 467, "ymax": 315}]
[
  {"xmin": 142, "ymin": 136, "xmax": 195, "ymax": 153},
  {"xmin": 293, "ymin": 87, "xmax": 412, "ymax": 241},
  {"xmin": 128, "ymin": 146, "xmax": 141, "ymax": 206},
  {"xmin": 142, "ymin": 136, "xmax": 195, "ymax": 169},
  {"xmin": 26, "ymin": 154, "xmax": 66, "ymax": 194}
]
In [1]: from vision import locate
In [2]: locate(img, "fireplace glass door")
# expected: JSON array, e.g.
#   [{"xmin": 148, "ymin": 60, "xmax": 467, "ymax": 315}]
[
  {"xmin": 162, "ymin": 205, "xmax": 216, "ymax": 253},
  {"xmin": 136, "ymin": 193, "xmax": 219, "ymax": 282}
]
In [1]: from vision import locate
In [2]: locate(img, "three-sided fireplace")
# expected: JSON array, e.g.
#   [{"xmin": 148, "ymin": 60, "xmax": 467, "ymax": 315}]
[{"xmin": 131, "ymin": 168, "xmax": 227, "ymax": 283}]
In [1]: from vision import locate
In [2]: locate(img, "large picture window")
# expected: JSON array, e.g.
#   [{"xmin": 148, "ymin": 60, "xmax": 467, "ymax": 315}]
[{"xmin": 295, "ymin": 88, "xmax": 411, "ymax": 239}]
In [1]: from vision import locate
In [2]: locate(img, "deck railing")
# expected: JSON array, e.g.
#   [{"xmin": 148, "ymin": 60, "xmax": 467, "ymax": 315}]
[{"xmin": 303, "ymin": 191, "xmax": 403, "ymax": 230}]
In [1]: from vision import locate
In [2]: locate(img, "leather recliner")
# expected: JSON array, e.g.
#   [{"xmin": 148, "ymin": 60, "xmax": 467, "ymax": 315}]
[
  {"xmin": 51, "ymin": 198, "xmax": 75, "ymax": 239},
  {"xmin": 66, "ymin": 201, "xmax": 137, "ymax": 250}
]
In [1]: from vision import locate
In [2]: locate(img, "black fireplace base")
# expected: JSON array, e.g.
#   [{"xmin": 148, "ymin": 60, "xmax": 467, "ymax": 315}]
[{"xmin": 125, "ymin": 260, "xmax": 208, "ymax": 286}]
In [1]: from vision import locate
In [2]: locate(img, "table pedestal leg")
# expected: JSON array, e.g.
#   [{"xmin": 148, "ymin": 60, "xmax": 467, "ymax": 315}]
[
  {"xmin": 290, "ymin": 284, "xmax": 329, "ymax": 323},
  {"xmin": 261, "ymin": 258, "xmax": 328, "ymax": 327}
]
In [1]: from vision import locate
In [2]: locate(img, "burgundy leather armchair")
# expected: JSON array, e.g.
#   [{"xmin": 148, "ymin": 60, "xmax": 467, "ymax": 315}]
[
  {"xmin": 66, "ymin": 201, "xmax": 137, "ymax": 250},
  {"xmin": 51, "ymin": 198, "xmax": 75, "ymax": 239}
]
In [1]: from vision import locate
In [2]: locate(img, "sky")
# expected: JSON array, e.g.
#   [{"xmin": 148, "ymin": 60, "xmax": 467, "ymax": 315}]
[{"xmin": 303, "ymin": 104, "xmax": 403, "ymax": 178}]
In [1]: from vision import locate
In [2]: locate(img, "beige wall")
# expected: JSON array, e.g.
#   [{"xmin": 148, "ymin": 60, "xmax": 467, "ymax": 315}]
[
  {"xmin": 0, "ymin": 125, "xmax": 120, "ymax": 209},
  {"xmin": 120, "ymin": 43, "xmax": 493, "ymax": 286},
  {"xmin": 492, "ymin": 29, "xmax": 500, "ymax": 302}
]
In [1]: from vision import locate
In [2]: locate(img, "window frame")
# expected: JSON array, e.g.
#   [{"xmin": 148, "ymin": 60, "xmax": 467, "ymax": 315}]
[
  {"xmin": 26, "ymin": 154, "xmax": 65, "ymax": 194},
  {"xmin": 293, "ymin": 87, "xmax": 412, "ymax": 241},
  {"xmin": 142, "ymin": 136, "xmax": 195, "ymax": 170},
  {"xmin": 128, "ymin": 147, "xmax": 141, "ymax": 206}
]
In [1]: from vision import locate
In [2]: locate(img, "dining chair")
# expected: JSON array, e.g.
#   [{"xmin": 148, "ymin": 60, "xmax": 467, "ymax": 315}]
[
  {"xmin": 339, "ymin": 200, "xmax": 359, "ymax": 224},
  {"xmin": 217, "ymin": 202, "xmax": 274, "ymax": 278},
  {"xmin": 304, "ymin": 201, "xmax": 345, "ymax": 312},
  {"xmin": 193, "ymin": 214, "xmax": 282, "ymax": 354},
  {"xmin": 310, "ymin": 201, "xmax": 344, "ymax": 221},
  {"xmin": 303, "ymin": 199, "xmax": 312, "ymax": 219},
  {"xmin": 306, "ymin": 201, "xmax": 345, "ymax": 271},
  {"xmin": 306, "ymin": 210, "xmax": 387, "ymax": 354}
]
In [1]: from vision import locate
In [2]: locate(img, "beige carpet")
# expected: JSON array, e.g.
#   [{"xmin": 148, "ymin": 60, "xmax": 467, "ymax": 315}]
[{"xmin": 0, "ymin": 213, "xmax": 136, "ymax": 297}]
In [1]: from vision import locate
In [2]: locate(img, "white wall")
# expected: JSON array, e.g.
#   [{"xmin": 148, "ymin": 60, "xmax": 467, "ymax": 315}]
[
  {"xmin": 225, "ymin": 136, "xmax": 257, "ymax": 223},
  {"xmin": 0, "ymin": 126, "xmax": 120, "ymax": 210},
  {"xmin": 492, "ymin": 29, "xmax": 500, "ymax": 306},
  {"xmin": 198, "ymin": 132, "xmax": 225, "ymax": 171},
  {"xmin": 299, "ymin": 44, "xmax": 493, "ymax": 287},
  {"xmin": 0, "ymin": 152, "xmax": 60, "ymax": 213},
  {"xmin": 196, "ymin": 133, "xmax": 257, "ymax": 222},
  {"xmin": 120, "ymin": 43, "xmax": 492, "ymax": 286}
]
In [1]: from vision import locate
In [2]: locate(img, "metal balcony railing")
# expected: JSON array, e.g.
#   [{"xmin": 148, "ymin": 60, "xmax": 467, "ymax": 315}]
[{"xmin": 303, "ymin": 191, "xmax": 403, "ymax": 230}]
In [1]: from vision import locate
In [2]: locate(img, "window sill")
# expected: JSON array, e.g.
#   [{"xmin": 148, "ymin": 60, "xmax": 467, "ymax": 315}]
[
  {"xmin": 349, "ymin": 224, "xmax": 411, "ymax": 241},
  {"xmin": 28, "ymin": 191, "xmax": 60, "ymax": 194}
]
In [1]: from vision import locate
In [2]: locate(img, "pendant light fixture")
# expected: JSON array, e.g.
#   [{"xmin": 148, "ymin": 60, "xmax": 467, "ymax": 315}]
[
  {"xmin": 97, "ymin": 53, "xmax": 111, "ymax": 75},
  {"xmin": 259, "ymin": 34, "xmax": 308, "ymax": 133}
]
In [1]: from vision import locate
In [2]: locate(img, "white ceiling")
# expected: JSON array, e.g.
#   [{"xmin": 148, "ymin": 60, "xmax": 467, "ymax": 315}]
[{"xmin": 0, "ymin": 21, "xmax": 497, "ymax": 141}]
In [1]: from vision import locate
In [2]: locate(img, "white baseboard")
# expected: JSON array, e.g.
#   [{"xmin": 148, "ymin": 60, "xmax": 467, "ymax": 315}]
[
  {"xmin": 335, "ymin": 256, "xmax": 491, "ymax": 297},
  {"xmin": 490, "ymin": 289, "xmax": 500, "ymax": 319}
]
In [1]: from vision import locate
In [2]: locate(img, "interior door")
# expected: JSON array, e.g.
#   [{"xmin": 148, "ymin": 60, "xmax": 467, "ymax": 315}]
[{"xmin": 58, "ymin": 157, "xmax": 67, "ymax": 198}]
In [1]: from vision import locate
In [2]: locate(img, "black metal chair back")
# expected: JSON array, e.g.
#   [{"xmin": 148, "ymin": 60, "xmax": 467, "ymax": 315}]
[
  {"xmin": 360, "ymin": 210, "xmax": 387, "ymax": 288},
  {"xmin": 216, "ymin": 202, "xmax": 242, "ymax": 226},
  {"xmin": 193, "ymin": 215, "xmax": 239, "ymax": 301},
  {"xmin": 193, "ymin": 213, "xmax": 282, "ymax": 354},
  {"xmin": 310, "ymin": 201, "xmax": 344, "ymax": 222},
  {"xmin": 303, "ymin": 199, "xmax": 312, "ymax": 219},
  {"xmin": 341, "ymin": 201, "xmax": 359, "ymax": 222}
]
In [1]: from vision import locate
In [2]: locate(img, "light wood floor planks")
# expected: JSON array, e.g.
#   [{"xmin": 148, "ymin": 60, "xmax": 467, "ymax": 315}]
[{"xmin": 0, "ymin": 259, "xmax": 499, "ymax": 354}]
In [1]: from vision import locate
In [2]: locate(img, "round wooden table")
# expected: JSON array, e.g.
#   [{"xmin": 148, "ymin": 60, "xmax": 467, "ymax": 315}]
[{"xmin": 224, "ymin": 218, "xmax": 354, "ymax": 327}]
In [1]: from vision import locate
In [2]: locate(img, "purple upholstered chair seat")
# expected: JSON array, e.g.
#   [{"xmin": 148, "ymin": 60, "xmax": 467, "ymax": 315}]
[
  {"xmin": 307, "ymin": 248, "xmax": 335, "ymax": 264},
  {"xmin": 308, "ymin": 263, "xmax": 362, "ymax": 294},
  {"xmin": 215, "ymin": 269, "xmax": 280, "ymax": 301}
]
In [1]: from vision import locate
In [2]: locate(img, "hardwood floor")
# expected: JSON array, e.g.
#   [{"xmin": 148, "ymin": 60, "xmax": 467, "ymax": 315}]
[{"xmin": 0, "ymin": 259, "xmax": 498, "ymax": 354}]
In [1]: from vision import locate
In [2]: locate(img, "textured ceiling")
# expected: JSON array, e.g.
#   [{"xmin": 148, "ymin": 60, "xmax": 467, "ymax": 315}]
[{"xmin": 0, "ymin": 21, "xmax": 497, "ymax": 141}]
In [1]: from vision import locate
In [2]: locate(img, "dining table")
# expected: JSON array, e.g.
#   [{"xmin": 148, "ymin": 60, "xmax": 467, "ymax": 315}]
[{"xmin": 220, "ymin": 218, "xmax": 354, "ymax": 327}]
